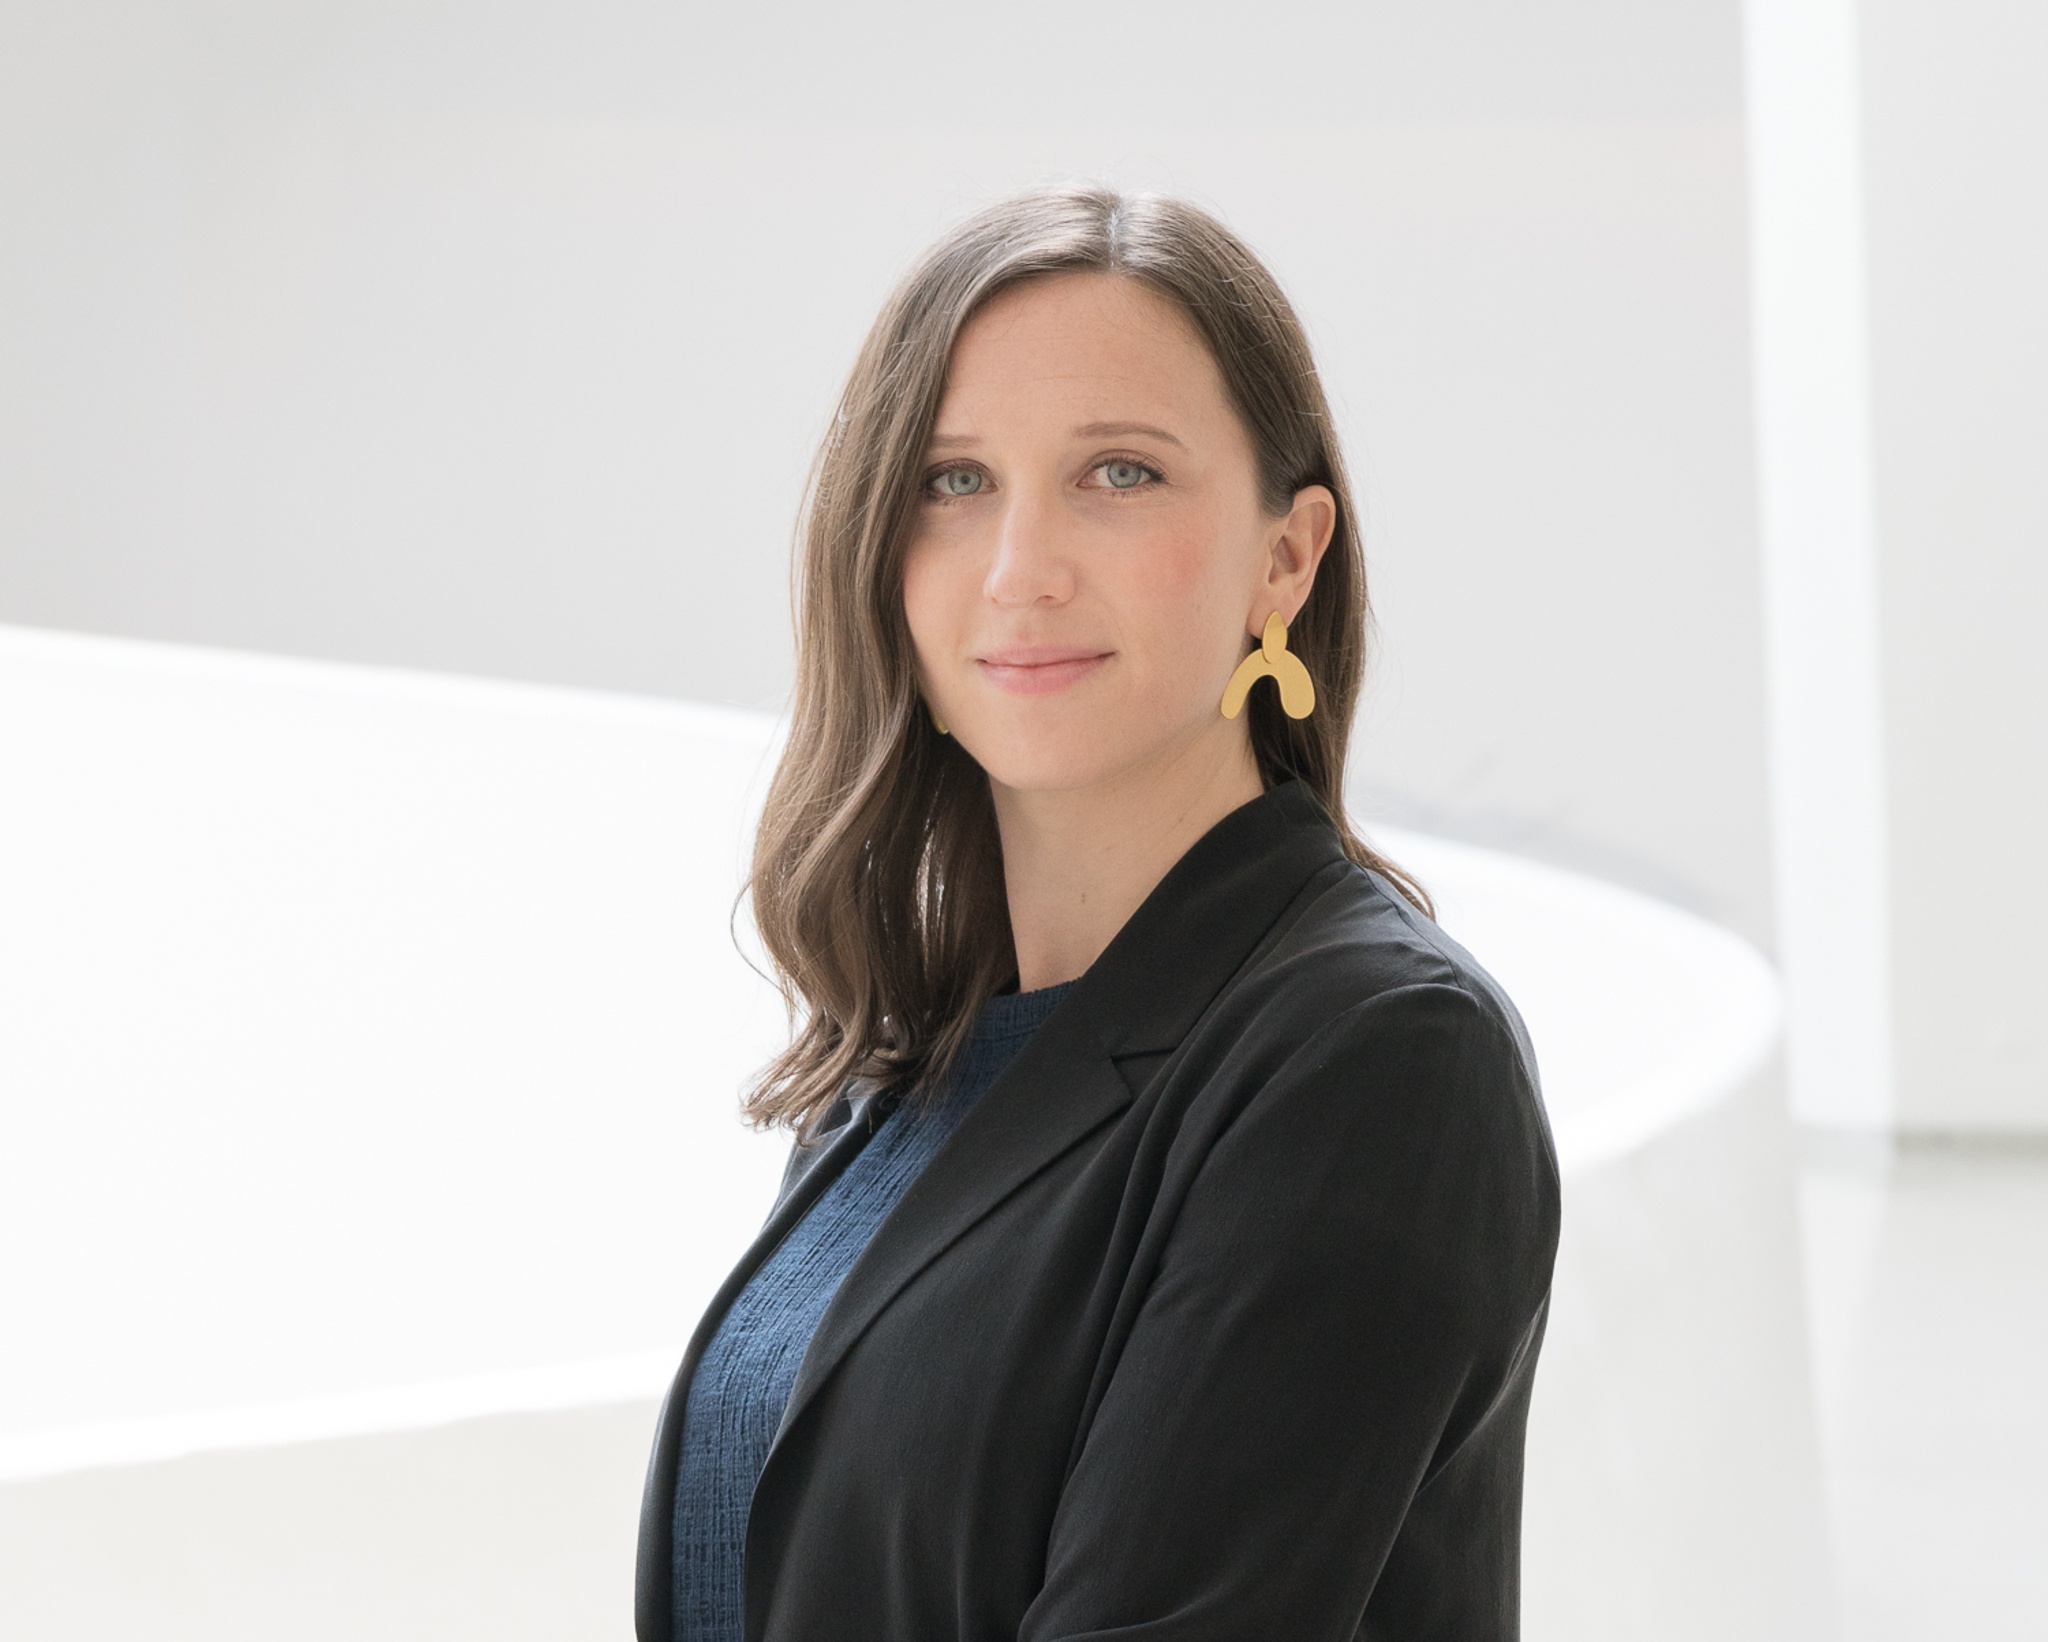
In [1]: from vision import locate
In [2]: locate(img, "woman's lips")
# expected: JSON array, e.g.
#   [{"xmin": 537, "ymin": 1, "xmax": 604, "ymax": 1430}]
[{"xmin": 975, "ymin": 647, "xmax": 1113, "ymax": 697}]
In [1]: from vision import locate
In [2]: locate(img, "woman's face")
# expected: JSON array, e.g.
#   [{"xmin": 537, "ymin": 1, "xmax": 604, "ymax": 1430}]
[{"xmin": 902, "ymin": 272, "xmax": 1331, "ymax": 798}]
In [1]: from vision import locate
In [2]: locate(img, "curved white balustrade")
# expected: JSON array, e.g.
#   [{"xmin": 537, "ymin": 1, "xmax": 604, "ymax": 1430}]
[
  {"xmin": 0, "ymin": 624, "xmax": 1827, "ymax": 1640},
  {"xmin": 0, "ymin": 625, "xmax": 796, "ymax": 1482}
]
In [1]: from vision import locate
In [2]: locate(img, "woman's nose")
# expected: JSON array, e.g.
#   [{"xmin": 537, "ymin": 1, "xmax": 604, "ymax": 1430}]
[{"xmin": 983, "ymin": 490, "xmax": 1076, "ymax": 608}]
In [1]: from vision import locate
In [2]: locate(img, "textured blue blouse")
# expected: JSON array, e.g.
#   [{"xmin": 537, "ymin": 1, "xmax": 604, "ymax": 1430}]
[{"xmin": 672, "ymin": 979, "xmax": 1077, "ymax": 1642}]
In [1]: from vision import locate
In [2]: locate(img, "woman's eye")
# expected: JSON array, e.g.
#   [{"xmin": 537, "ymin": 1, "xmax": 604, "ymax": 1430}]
[
  {"xmin": 1094, "ymin": 459, "xmax": 1155, "ymax": 491},
  {"xmin": 929, "ymin": 467, "xmax": 984, "ymax": 498}
]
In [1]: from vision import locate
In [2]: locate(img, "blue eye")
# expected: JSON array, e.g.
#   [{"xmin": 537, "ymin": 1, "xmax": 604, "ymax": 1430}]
[
  {"xmin": 931, "ymin": 467, "xmax": 983, "ymax": 497},
  {"xmin": 1099, "ymin": 460, "xmax": 1151, "ymax": 490}
]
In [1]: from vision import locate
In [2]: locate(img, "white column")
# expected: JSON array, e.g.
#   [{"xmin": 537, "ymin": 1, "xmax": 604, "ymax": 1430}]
[{"xmin": 1741, "ymin": 0, "xmax": 1893, "ymax": 1131}]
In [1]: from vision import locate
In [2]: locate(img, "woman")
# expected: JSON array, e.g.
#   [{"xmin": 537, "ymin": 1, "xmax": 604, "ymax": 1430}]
[{"xmin": 638, "ymin": 186, "xmax": 1559, "ymax": 1642}]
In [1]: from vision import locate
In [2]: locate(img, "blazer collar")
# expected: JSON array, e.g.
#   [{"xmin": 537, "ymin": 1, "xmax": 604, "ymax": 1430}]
[
  {"xmin": 764, "ymin": 778, "xmax": 1349, "ymax": 1450},
  {"xmin": 1066, "ymin": 775, "xmax": 1349, "ymax": 1056}
]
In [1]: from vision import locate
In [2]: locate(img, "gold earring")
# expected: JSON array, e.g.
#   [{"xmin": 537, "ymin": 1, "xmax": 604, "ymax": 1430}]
[
  {"xmin": 1220, "ymin": 611, "xmax": 1315, "ymax": 721},
  {"xmin": 929, "ymin": 702, "xmax": 950, "ymax": 736}
]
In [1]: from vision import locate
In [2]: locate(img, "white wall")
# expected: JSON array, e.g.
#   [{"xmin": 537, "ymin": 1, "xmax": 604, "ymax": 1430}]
[
  {"xmin": 1742, "ymin": 0, "xmax": 1897, "ymax": 1134},
  {"xmin": 0, "ymin": 0, "xmax": 1777, "ymax": 949},
  {"xmin": 1860, "ymin": 0, "xmax": 2048, "ymax": 1132}
]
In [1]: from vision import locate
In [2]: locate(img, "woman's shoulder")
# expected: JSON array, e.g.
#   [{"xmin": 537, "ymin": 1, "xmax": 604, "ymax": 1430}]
[
  {"xmin": 1244, "ymin": 853, "xmax": 1541, "ymax": 1088},
  {"xmin": 1181, "ymin": 853, "xmax": 1561, "ymax": 1300}
]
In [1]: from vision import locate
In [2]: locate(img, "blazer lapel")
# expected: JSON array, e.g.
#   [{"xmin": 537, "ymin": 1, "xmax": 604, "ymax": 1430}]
[
  {"xmin": 769, "ymin": 778, "xmax": 1348, "ymax": 1447},
  {"xmin": 637, "ymin": 1093, "xmax": 881, "ymax": 1639},
  {"xmin": 771, "ymin": 999, "xmax": 1133, "ymax": 1444}
]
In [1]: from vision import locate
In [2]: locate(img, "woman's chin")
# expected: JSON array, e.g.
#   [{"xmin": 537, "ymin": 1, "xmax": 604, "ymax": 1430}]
[{"xmin": 970, "ymin": 735, "xmax": 1147, "ymax": 799}]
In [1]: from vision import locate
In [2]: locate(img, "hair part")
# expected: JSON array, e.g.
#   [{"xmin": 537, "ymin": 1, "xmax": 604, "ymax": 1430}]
[{"xmin": 743, "ymin": 183, "xmax": 1430, "ymax": 1134}]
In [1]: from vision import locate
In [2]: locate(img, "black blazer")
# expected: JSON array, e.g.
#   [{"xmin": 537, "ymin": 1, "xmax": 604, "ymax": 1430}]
[{"xmin": 638, "ymin": 779, "xmax": 1560, "ymax": 1641}]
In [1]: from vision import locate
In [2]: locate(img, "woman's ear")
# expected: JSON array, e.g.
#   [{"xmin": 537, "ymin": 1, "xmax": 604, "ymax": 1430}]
[{"xmin": 1251, "ymin": 484, "xmax": 1337, "ymax": 634}]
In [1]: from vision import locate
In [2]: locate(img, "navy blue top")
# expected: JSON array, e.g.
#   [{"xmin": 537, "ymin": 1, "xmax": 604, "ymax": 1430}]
[{"xmin": 671, "ymin": 980, "xmax": 1077, "ymax": 1642}]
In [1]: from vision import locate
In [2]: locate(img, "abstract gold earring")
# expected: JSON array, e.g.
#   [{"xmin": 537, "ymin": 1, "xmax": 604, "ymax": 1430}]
[
  {"xmin": 929, "ymin": 702, "xmax": 950, "ymax": 736},
  {"xmin": 1220, "ymin": 611, "xmax": 1315, "ymax": 721}
]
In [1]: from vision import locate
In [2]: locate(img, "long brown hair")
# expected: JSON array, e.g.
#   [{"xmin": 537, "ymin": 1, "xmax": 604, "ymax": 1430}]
[{"xmin": 744, "ymin": 184, "xmax": 1429, "ymax": 1133}]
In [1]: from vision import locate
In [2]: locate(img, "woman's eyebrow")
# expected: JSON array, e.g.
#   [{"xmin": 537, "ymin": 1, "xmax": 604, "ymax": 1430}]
[
  {"xmin": 926, "ymin": 421, "xmax": 1189, "ymax": 453},
  {"xmin": 1072, "ymin": 420, "xmax": 1187, "ymax": 449}
]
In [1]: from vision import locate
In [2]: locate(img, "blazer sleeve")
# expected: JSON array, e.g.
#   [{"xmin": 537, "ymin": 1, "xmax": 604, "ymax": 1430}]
[{"xmin": 1019, "ymin": 982, "xmax": 1560, "ymax": 1642}]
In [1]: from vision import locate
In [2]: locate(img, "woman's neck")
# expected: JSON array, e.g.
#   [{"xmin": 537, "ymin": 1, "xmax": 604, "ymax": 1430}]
[{"xmin": 991, "ymin": 730, "xmax": 1265, "ymax": 993}]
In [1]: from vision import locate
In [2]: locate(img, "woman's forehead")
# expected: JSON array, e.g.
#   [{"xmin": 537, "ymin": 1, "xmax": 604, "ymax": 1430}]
[{"xmin": 937, "ymin": 274, "xmax": 1227, "ymax": 437}]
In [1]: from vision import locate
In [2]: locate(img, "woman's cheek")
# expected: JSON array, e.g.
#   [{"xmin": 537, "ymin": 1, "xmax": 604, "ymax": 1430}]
[
  {"xmin": 898, "ymin": 545, "xmax": 957, "ymax": 683},
  {"xmin": 1128, "ymin": 521, "xmax": 1217, "ymax": 598},
  {"xmin": 1114, "ymin": 523, "xmax": 1241, "ymax": 669}
]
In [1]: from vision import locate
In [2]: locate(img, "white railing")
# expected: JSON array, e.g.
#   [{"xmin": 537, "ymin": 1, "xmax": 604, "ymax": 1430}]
[{"xmin": 0, "ymin": 624, "xmax": 1824, "ymax": 1637}]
